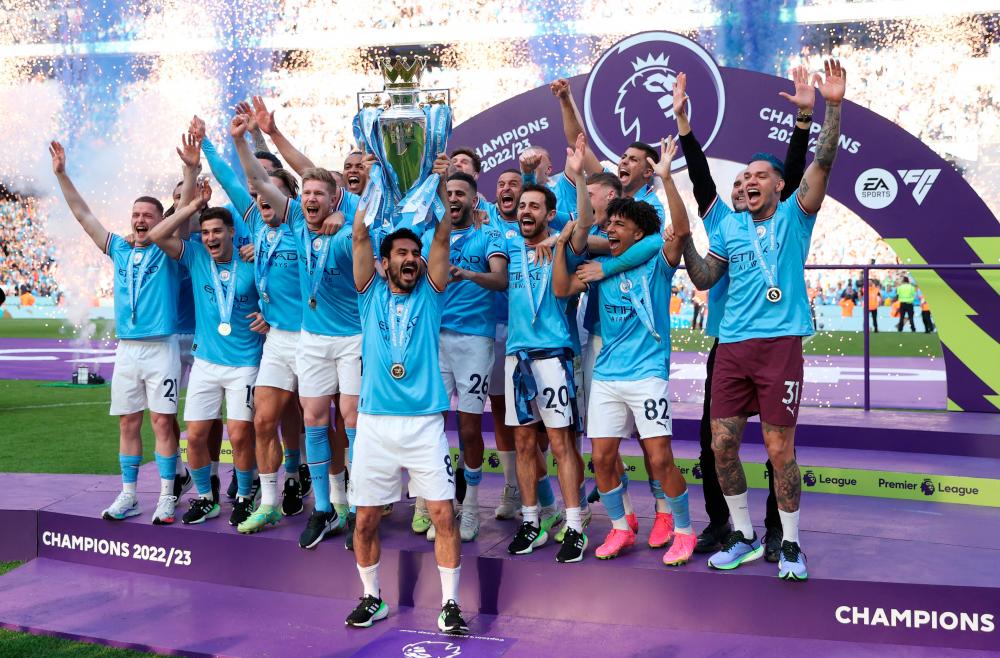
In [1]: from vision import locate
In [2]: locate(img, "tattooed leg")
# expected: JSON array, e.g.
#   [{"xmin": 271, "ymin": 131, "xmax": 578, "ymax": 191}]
[
  {"xmin": 710, "ymin": 416, "xmax": 748, "ymax": 496},
  {"xmin": 762, "ymin": 422, "xmax": 799, "ymax": 513}
]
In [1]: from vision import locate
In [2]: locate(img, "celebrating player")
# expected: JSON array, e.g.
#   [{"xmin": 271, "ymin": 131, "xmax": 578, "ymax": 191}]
[
  {"xmin": 50, "ymin": 141, "xmax": 182, "ymax": 526},
  {"xmin": 345, "ymin": 153, "xmax": 468, "ymax": 635},
  {"xmin": 683, "ymin": 59, "xmax": 847, "ymax": 581}
]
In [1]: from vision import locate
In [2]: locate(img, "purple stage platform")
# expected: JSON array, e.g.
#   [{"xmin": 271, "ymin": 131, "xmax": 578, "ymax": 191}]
[{"xmin": 2, "ymin": 467, "xmax": 999, "ymax": 655}]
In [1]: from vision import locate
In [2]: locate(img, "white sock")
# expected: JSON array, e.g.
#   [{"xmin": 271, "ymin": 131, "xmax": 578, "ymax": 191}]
[
  {"xmin": 654, "ymin": 497, "xmax": 669, "ymax": 514},
  {"xmin": 331, "ymin": 470, "xmax": 348, "ymax": 506},
  {"xmin": 779, "ymin": 509, "xmax": 800, "ymax": 544},
  {"xmin": 123, "ymin": 482, "xmax": 137, "ymax": 495},
  {"xmin": 622, "ymin": 490, "xmax": 635, "ymax": 515},
  {"xmin": 611, "ymin": 516, "xmax": 630, "ymax": 531},
  {"xmin": 565, "ymin": 506, "xmax": 582, "ymax": 533},
  {"xmin": 210, "ymin": 461, "xmax": 219, "ymax": 477},
  {"xmin": 260, "ymin": 472, "xmax": 279, "ymax": 507},
  {"xmin": 498, "ymin": 451, "xmax": 516, "ymax": 486},
  {"xmin": 724, "ymin": 491, "xmax": 753, "ymax": 538},
  {"xmin": 159, "ymin": 477, "xmax": 174, "ymax": 497},
  {"xmin": 357, "ymin": 562, "xmax": 380, "ymax": 598},
  {"xmin": 464, "ymin": 468, "xmax": 480, "ymax": 508},
  {"xmin": 438, "ymin": 564, "xmax": 461, "ymax": 605},
  {"xmin": 175, "ymin": 449, "xmax": 185, "ymax": 477},
  {"xmin": 522, "ymin": 504, "xmax": 539, "ymax": 526}
]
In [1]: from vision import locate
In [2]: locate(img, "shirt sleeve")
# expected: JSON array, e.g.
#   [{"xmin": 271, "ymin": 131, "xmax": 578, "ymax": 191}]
[
  {"xmin": 202, "ymin": 138, "xmax": 255, "ymax": 219},
  {"xmin": 600, "ymin": 234, "xmax": 663, "ymax": 277},
  {"xmin": 701, "ymin": 194, "xmax": 731, "ymax": 234},
  {"xmin": 485, "ymin": 227, "xmax": 508, "ymax": 260},
  {"xmin": 177, "ymin": 238, "xmax": 200, "ymax": 269},
  {"xmin": 104, "ymin": 233, "xmax": 125, "ymax": 259},
  {"xmin": 707, "ymin": 224, "xmax": 729, "ymax": 262}
]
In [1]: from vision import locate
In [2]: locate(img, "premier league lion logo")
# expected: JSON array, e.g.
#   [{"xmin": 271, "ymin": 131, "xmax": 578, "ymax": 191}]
[
  {"xmin": 402, "ymin": 641, "xmax": 463, "ymax": 658},
  {"xmin": 802, "ymin": 470, "xmax": 817, "ymax": 487},
  {"xmin": 921, "ymin": 479, "xmax": 935, "ymax": 496},
  {"xmin": 692, "ymin": 462, "xmax": 703, "ymax": 479},
  {"xmin": 488, "ymin": 453, "xmax": 500, "ymax": 469},
  {"xmin": 614, "ymin": 54, "xmax": 689, "ymax": 143}
]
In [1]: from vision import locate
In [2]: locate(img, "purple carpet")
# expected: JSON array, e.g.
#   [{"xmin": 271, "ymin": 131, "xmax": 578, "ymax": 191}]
[
  {"xmin": 1, "ymin": 467, "xmax": 999, "ymax": 654},
  {"xmin": 0, "ymin": 337, "xmax": 945, "ymax": 409}
]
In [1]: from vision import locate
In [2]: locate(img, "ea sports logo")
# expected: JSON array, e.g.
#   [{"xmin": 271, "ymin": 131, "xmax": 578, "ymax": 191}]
[
  {"xmin": 584, "ymin": 31, "xmax": 725, "ymax": 170},
  {"xmin": 854, "ymin": 168, "xmax": 898, "ymax": 209}
]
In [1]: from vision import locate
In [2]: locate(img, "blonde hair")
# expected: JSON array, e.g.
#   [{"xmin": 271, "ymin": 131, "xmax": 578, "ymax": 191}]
[{"xmin": 301, "ymin": 167, "xmax": 337, "ymax": 195}]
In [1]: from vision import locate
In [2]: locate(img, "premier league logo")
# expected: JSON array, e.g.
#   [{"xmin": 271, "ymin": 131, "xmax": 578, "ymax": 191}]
[
  {"xmin": 803, "ymin": 470, "xmax": 817, "ymax": 487},
  {"xmin": 402, "ymin": 641, "xmax": 463, "ymax": 658},
  {"xmin": 921, "ymin": 478, "xmax": 935, "ymax": 496},
  {"xmin": 584, "ymin": 31, "xmax": 726, "ymax": 170},
  {"xmin": 692, "ymin": 462, "xmax": 703, "ymax": 479},
  {"xmin": 488, "ymin": 453, "xmax": 500, "ymax": 469}
]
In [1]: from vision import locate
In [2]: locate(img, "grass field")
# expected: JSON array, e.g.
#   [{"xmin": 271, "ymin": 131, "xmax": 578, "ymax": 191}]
[
  {"xmin": 0, "ymin": 563, "xmax": 158, "ymax": 658},
  {"xmin": 1, "ymin": 318, "xmax": 943, "ymax": 357}
]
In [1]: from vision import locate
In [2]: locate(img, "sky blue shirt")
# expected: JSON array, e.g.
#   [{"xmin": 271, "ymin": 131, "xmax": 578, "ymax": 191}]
[
  {"xmin": 489, "ymin": 216, "xmax": 520, "ymax": 326},
  {"xmin": 586, "ymin": 233, "xmax": 664, "ymax": 336},
  {"xmin": 176, "ymin": 269, "xmax": 196, "ymax": 334},
  {"xmin": 506, "ymin": 234, "xmax": 584, "ymax": 354},
  {"xmin": 358, "ymin": 272, "xmax": 449, "ymax": 416},
  {"xmin": 285, "ymin": 197, "xmax": 361, "ymax": 337},
  {"xmin": 105, "ymin": 235, "xmax": 180, "ymax": 340},
  {"xmin": 422, "ymin": 223, "xmax": 507, "ymax": 338},
  {"xmin": 700, "ymin": 195, "xmax": 734, "ymax": 338},
  {"xmin": 591, "ymin": 250, "xmax": 676, "ymax": 381},
  {"xmin": 177, "ymin": 238, "xmax": 263, "ymax": 367},
  {"xmin": 707, "ymin": 197, "xmax": 817, "ymax": 343}
]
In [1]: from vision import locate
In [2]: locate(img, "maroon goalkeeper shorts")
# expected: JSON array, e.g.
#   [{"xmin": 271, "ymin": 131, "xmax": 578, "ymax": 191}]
[{"xmin": 710, "ymin": 336, "xmax": 804, "ymax": 426}]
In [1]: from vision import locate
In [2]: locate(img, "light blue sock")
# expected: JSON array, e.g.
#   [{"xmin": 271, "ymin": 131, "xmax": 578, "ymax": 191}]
[
  {"xmin": 649, "ymin": 479, "xmax": 666, "ymax": 499},
  {"xmin": 119, "ymin": 453, "xmax": 141, "ymax": 485},
  {"xmin": 235, "ymin": 469, "xmax": 254, "ymax": 498},
  {"xmin": 601, "ymin": 484, "xmax": 626, "ymax": 521},
  {"xmin": 465, "ymin": 466, "xmax": 483, "ymax": 486},
  {"xmin": 154, "ymin": 452, "xmax": 177, "ymax": 481},
  {"xmin": 346, "ymin": 427, "xmax": 356, "ymax": 465},
  {"xmin": 537, "ymin": 476, "xmax": 556, "ymax": 509},
  {"xmin": 667, "ymin": 490, "xmax": 692, "ymax": 532},
  {"xmin": 283, "ymin": 449, "xmax": 301, "ymax": 475},
  {"xmin": 620, "ymin": 471, "xmax": 630, "ymax": 491},
  {"xmin": 192, "ymin": 464, "xmax": 212, "ymax": 497},
  {"xmin": 306, "ymin": 425, "xmax": 332, "ymax": 513}
]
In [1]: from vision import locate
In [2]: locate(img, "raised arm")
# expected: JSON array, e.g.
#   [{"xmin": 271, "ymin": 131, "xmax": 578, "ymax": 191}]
[
  {"xmin": 231, "ymin": 114, "xmax": 288, "ymax": 217},
  {"xmin": 189, "ymin": 115, "xmax": 255, "ymax": 217},
  {"xmin": 565, "ymin": 133, "xmax": 593, "ymax": 255},
  {"xmin": 797, "ymin": 59, "xmax": 846, "ymax": 214},
  {"xmin": 651, "ymin": 137, "xmax": 691, "ymax": 267},
  {"xmin": 672, "ymin": 73, "xmax": 717, "ymax": 215},
  {"xmin": 551, "ymin": 79, "xmax": 603, "ymax": 175},
  {"xmin": 149, "ymin": 183, "xmax": 210, "ymax": 259},
  {"xmin": 49, "ymin": 141, "xmax": 110, "ymax": 251},
  {"xmin": 235, "ymin": 100, "xmax": 271, "ymax": 154},
  {"xmin": 351, "ymin": 199, "xmax": 375, "ymax": 291},
  {"xmin": 176, "ymin": 131, "xmax": 201, "ymax": 209},
  {"xmin": 253, "ymin": 95, "xmax": 316, "ymax": 177},
  {"xmin": 778, "ymin": 65, "xmax": 816, "ymax": 198},
  {"xmin": 552, "ymin": 227, "xmax": 587, "ymax": 298},
  {"xmin": 426, "ymin": 153, "xmax": 454, "ymax": 291}
]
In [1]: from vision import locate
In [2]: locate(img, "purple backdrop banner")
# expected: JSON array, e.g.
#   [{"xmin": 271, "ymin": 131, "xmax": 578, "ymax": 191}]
[{"xmin": 451, "ymin": 31, "xmax": 1000, "ymax": 413}]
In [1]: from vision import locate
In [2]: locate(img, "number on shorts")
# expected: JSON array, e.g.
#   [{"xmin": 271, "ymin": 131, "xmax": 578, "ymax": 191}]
[
  {"xmin": 163, "ymin": 378, "xmax": 178, "ymax": 400},
  {"xmin": 469, "ymin": 373, "xmax": 489, "ymax": 395},
  {"xmin": 542, "ymin": 386, "xmax": 569, "ymax": 409},
  {"xmin": 643, "ymin": 398, "xmax": 669, "ymax": 420},
  {"xmin": 245, "ymin": 385, "xmax": 255, "ymax": 407},
  {"xmin": 444, "ymin": 454, "xmax": 454, "ymax": 477},
  {"xmin": 782, "ymin": 380, "xmax": 802, "ymax": 406}
]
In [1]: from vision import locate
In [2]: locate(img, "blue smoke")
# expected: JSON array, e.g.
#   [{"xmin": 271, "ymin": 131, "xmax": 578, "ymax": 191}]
[
  {"xmin": 711, "ymin": 0, "xmax": 801, "ymax": 74},
  {"xmin": 526, "ymin": 0, "xmax": 585, "ymax": 82}
]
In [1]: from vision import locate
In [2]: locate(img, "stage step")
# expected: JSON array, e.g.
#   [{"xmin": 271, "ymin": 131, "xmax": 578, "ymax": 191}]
[
  {"xmin": 2, "ymin": 471, "xmax": 999, "ymax": 652},
  {"xmin": 3, "ymin": 559, "xmax": 991, "ymax": 657}
]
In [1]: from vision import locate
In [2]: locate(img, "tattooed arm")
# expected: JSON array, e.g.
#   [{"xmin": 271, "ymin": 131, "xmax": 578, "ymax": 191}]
[
  {"xmin": 683, "ymin": 238, "xmax": 728, "ymax": 290},
  {"xmin": 798, "ymin": 59, "xmax": 846, "ymax": 214}
]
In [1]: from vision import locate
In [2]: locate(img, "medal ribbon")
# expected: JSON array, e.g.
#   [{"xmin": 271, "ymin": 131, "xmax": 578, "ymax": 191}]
[
  {"xmin": 746, "ymin": 214, "xmax": 779, "ymax": 293},
  {"xmin": 519, "ymin": 239, "xmax": 550, "ymax": 325},
  {"xmin": 619, "ymin": 272, "xmax": 661, "ymax": 341},
  {"xmin": 306, "ymin": 233, "xmax": 333, "ymax": 306},
  {"xmin": 387, "ymin": 289, "xmax": 414, "ymax": 368},
  {"xmin": 127, "ymin": 247, "xmax": 151, "ymax": 322},
  {"xmin": 254, "ymin": 226, "xmax": 283, "ymax": 300},
  {"xmin": 210, "ymin": 258, "xmax": 238, "ymax": 327}
]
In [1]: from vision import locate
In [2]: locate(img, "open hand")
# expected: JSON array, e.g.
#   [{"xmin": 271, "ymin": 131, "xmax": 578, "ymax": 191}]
[
  {"xmin": 815, "ymin": 58, "xmax": 846, "ymax": 105},
  {"xmin": 565, "ymin": 133, "xmax": 586, "ymax": 179},
  {"xmin": 176, "ymin": 132, "xmax": 201, "ymax": 168},
  {"xmin": 778, "ymin": 65, "xmax": 816, "ymax": 112},
  {"xmin": 251, "ymin": 96, "xmax": 277, "ymax": 135},
  {"xmin": 672, "ymin": 72, "xmax": 689, "ymax": 120},
  {"xmin": 574, "ymin": 260, "xmax": 605, "ymax": 283},
  {"xmin": 247, "ymin": 312, "xmax": 269, "ymax": 334},
  {"xmin": 48, "ymin": 141, "xmax": 66, "ymax": 175},
  {"xmin": 648, "ymin": 136, "xmax": 677, "ymax": 180}
]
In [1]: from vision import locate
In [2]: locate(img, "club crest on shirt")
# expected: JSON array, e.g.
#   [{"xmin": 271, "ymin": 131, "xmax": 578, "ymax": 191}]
[
  {"xmin": 527, "ymin": 251, "xmax": 536, "ymax": 264},
  {"xmin": 756, "ymin": 225, "xmax": 767, "ymax": 238},
  {"xmin": 312, "ymin": 237, "xmax": 323, "ymax": 251},
  {"xmin": 619, "ymin": 278, "xmax": 633, "ymax": 293},
  {"xmin": 267, "ymin": 230, "xmax": 278, "ymax": 243},
  {"xmin": 505, "ymin": 229, "xmax": 517, "ymax": 240},
  {"xmin": 132, "ymin": 252, "xmax": 143, "ymax": 264},
  {"xmin": 395, "ymin": 304, "xmax": 404, "ymax": 316},
  {"xmin": 220, "ymin": 269, "xmax": 231, "ymax": 282}
]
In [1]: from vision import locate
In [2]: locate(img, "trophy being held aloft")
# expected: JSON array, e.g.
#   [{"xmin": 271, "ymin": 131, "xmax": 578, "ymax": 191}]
[{"xmin": 354, "ymin": 55, "xmax": 452, "ymax": 231}]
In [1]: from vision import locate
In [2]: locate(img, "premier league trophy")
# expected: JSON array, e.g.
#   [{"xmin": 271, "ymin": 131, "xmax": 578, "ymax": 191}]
[{"xmin": 354, "ymin": 55, "xmax": 452, "ymax": 230}]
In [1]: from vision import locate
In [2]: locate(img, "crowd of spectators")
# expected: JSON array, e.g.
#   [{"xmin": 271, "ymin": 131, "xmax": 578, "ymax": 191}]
[{"xmin": 0, "ymin": 196, "xmax": 60, "ymax": 301}]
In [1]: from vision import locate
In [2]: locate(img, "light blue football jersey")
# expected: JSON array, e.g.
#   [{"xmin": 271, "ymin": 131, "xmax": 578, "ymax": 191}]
[
  {"xmin": 177, "ymin": 238, "xmax": 263, "ymax": 367},
  {"xmin": 285, "ymin": 197, "xmax": 361, "ymax": 337},
  {"xmin": 707, "ymin": 197, "xmax": 816, "ymax": 343},
  {"xmin": 505, "ymin": 233, "xmax": 584, "ymax": 354},
  {"xmin": 591, "ymin": 250, "xmax": 676, "ymax": 381},
  {"xmin": 422, "ymin": 223, "xmax": 507, "ymax": 338},
  {"xmin": 105, "ymin": 235, "xmax": 180, "ymax": 340},
  {"xmin": 700, "ymin": 194, "xmax": 734, "ymax": 339},
  {"xmin": 491, "ymin": 216, "xmax": 521, "ymax": 326},
  {"xmin": 358, "ymin": 272, "xmax": 449, "ymax": 416}
]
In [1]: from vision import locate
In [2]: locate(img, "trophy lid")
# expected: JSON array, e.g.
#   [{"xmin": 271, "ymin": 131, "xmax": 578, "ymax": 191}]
[{"xmin": 378, "ymin": 55, "xmax": 428, "ymax": 91}]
